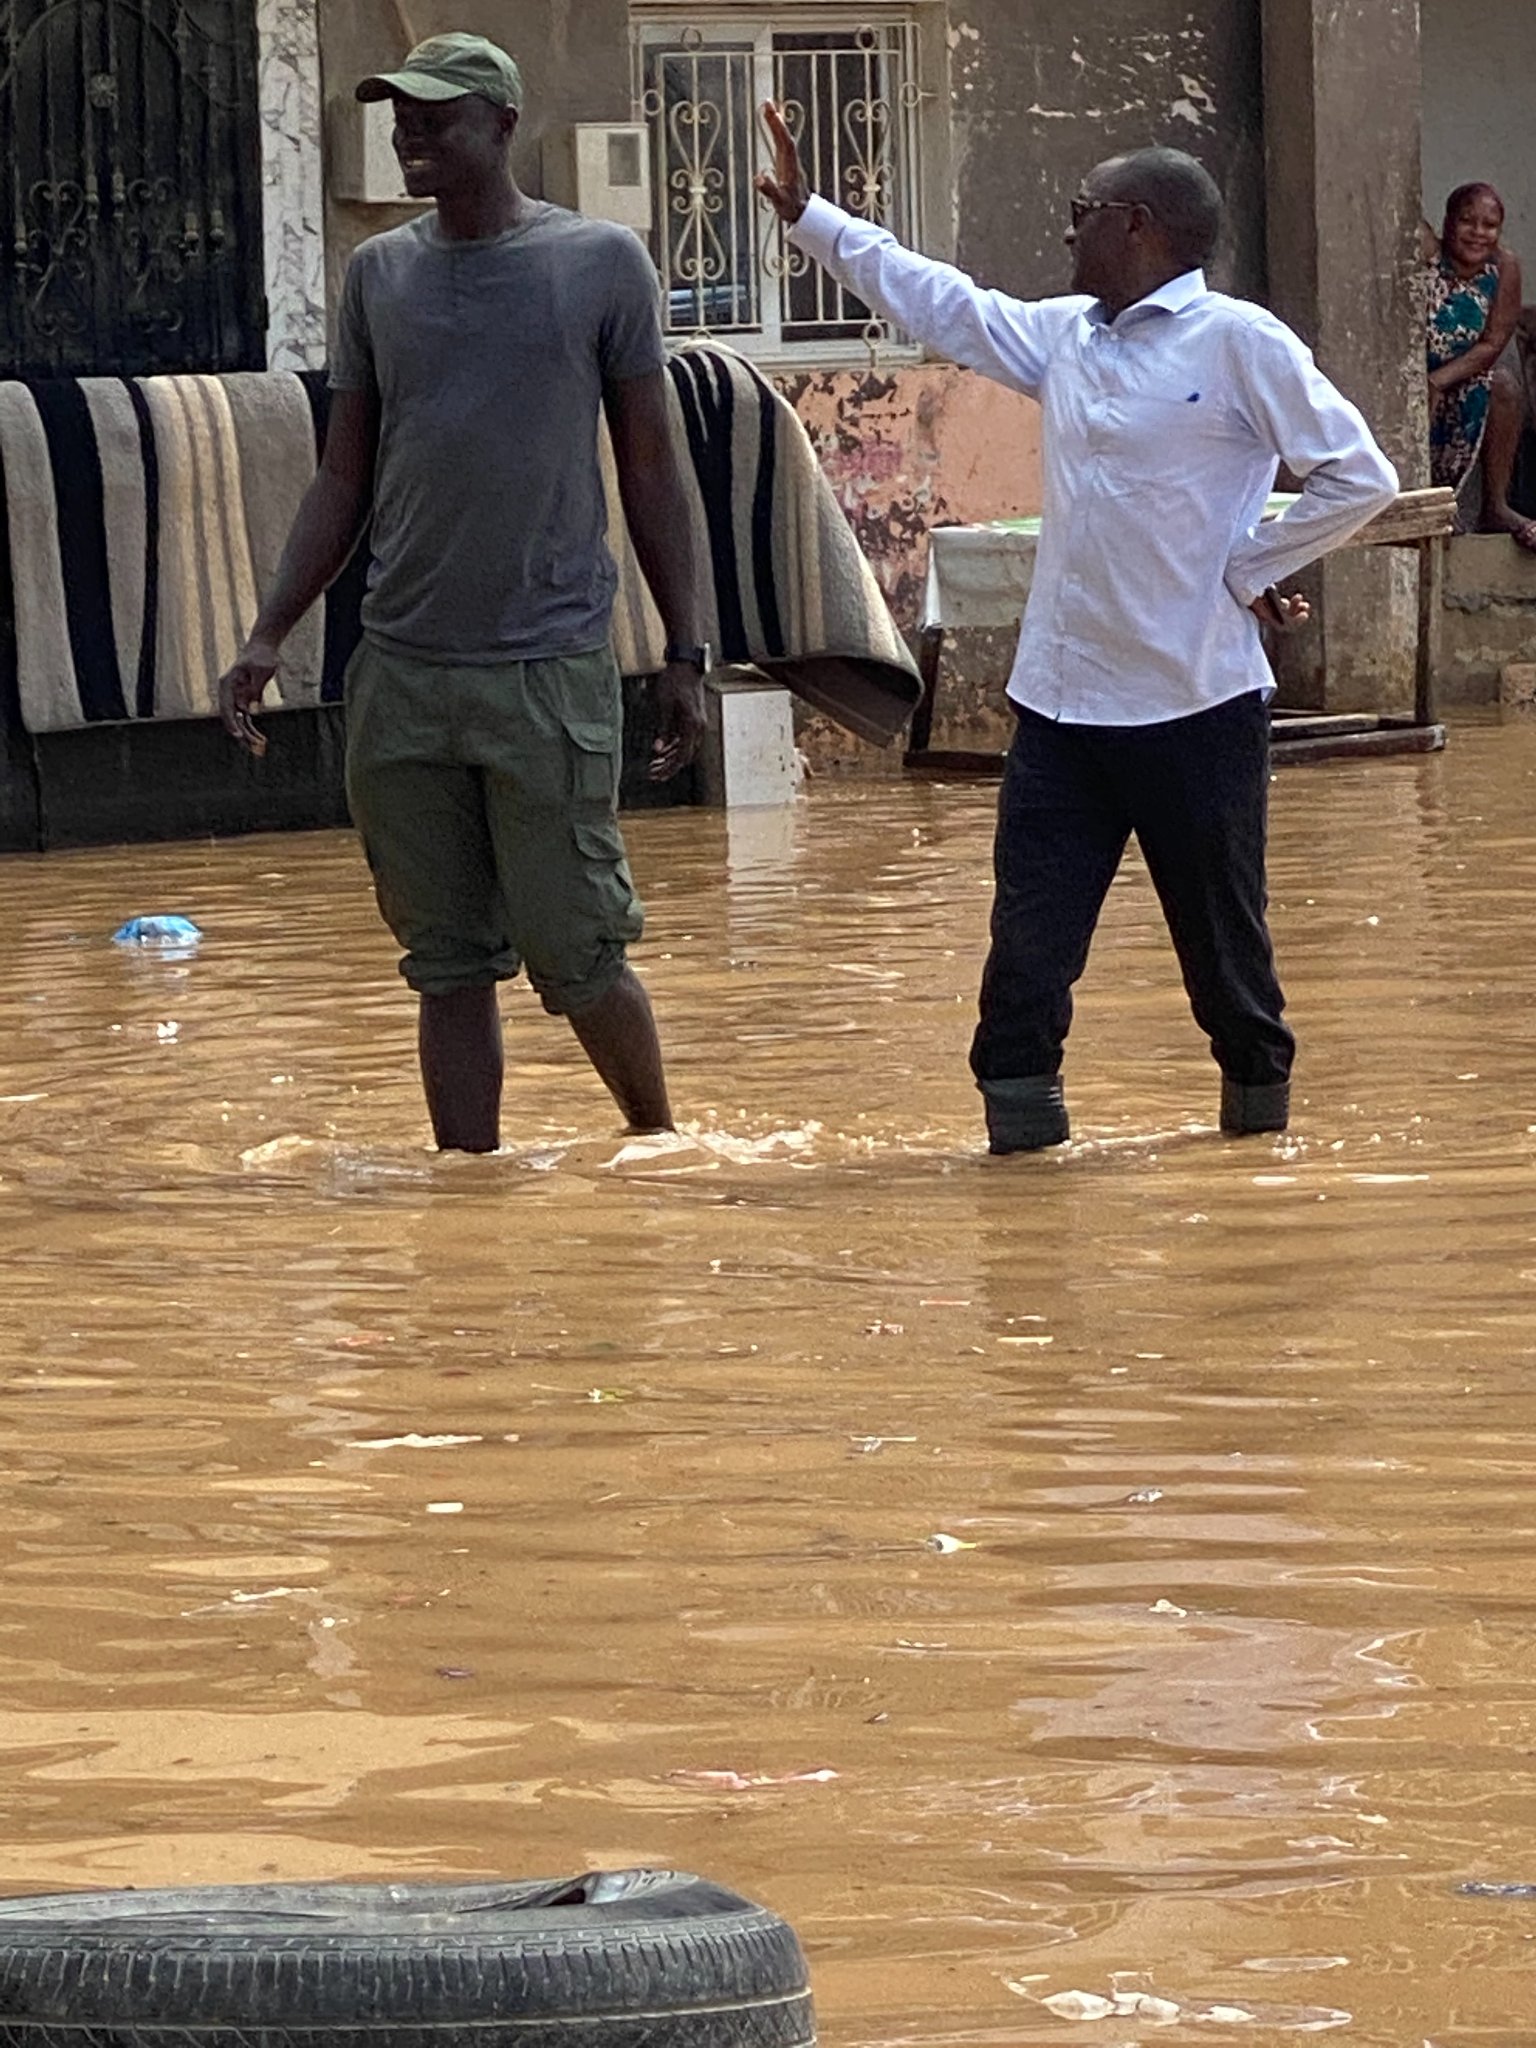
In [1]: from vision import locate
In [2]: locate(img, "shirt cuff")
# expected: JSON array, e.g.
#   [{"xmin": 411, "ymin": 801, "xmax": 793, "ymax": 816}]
[
  {"xmin": 1223, "ymin": 557, "xmax": 1269, "ymax": 610},
  {"xmin": 788, "ymin": 192, "xmax": 851, "ymax": 262}
]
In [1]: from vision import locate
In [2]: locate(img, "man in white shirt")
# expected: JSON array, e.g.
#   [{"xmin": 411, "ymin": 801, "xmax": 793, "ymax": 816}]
[{"xmin": 758, "ymin": 114, "xmax": 1399, "ymax": 1152}]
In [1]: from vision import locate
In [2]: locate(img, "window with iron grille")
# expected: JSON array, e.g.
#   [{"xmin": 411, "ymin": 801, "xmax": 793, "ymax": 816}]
[{"xmin": 631, "ymin": 10, "xmax": 930, "ymax": 361}]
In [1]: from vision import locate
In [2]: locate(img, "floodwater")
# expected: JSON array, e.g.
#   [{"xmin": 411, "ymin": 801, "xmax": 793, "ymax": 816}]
[{"xmin": 2, "ymin": 719, "xmax": 1536, "ymax": 2047}]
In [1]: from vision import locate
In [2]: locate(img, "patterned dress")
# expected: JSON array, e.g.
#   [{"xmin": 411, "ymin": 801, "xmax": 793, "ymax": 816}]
[{"xmin": 1425, "ymin": 254, "xmax": 1501, "ymax": 491}]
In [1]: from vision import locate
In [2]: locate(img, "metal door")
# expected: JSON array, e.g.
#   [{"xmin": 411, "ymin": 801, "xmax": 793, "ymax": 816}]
[{"xmin": 1, "ymin": 0, "xmax": 265, "ymax": 377}]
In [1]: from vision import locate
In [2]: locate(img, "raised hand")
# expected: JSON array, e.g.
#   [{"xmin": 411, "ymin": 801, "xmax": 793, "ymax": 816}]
[{"xmin": 754, "ymin": 101, "xmax": 810, "ymax": 225}]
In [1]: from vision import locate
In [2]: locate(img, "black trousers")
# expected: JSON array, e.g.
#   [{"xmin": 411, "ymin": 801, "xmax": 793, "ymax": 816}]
[{"xmin": 970, "ymin": 691, "xmax": 1295, "ymax": 1091}]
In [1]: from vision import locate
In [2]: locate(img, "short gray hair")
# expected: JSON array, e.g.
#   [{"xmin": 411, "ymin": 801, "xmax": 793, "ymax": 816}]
[{"xmin": 1102, "ymin": 147, "xmax": 1224, "ymax": 268}]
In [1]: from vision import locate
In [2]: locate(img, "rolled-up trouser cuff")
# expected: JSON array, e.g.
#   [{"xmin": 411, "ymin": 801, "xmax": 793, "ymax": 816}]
[
  {"xmin": 980, "ymin": 1074, "xmax": 1070, "ymax": 1154},
  {"xmin": 534, "ymin": 945, "xmax": 628, "ymax": 1018},
  {"xmin": 1220, "ymin": 1076, "xmax": 1289, "ymax": 1135}
]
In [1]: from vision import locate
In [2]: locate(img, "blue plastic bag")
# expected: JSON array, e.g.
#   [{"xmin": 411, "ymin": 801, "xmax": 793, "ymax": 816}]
[{"xmin": 111, "ymin": 916, "xmax": 203, "ymax": 949}]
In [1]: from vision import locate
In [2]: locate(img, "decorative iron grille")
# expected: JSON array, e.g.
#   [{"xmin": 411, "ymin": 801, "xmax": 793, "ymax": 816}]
[
  {"xmin": 1, "ymin": 0, "xmax": 265, "ymax": 378},
  {"xmin": 635, "ymin": 15, "xmax": 925, "ymax": 355}
]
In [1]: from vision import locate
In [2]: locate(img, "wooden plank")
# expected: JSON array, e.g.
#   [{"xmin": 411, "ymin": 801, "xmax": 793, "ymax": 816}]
[
  {"xmin": 906, "ymin": 721, "xmax": 1449, "ymax": 780},
  {"xmin": 1350, "ymin": 488, "xmax": 1458, "ymax": 548},
  {"xmin": 1415, "ymin": 536, "xmax": 1445, "ymax": 726},
  {"xmin": 1268, "ymin": 712, "xmax": 1381, "ymax": 738},
  {"xmin": 1271, "ymin": 723, "xmax": 1447, "ymax": 767}
]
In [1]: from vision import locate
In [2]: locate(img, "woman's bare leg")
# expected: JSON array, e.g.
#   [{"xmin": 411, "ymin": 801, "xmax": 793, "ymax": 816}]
[{"xmin": 1482, "ymin": 363, "xmax": 1536, "ymax": 549}]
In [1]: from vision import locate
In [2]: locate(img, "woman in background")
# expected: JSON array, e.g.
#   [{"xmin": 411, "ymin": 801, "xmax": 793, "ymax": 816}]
[{"xmin": 1423, "ymin": 182, "xmax": 1521, "ymax": 516}]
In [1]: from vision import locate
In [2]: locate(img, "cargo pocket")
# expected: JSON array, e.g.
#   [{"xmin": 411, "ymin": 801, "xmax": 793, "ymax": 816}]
[
  {"xmin": 563, "ymin": 719, "xmax": 621, "ymax": 807},
  {"xmin": 572, "ymin": 817, "xmax": 643, "ymax": 948},
  {"xmin": 523, "ymin": 815, "xmax": 643, "ymax": 1014}
]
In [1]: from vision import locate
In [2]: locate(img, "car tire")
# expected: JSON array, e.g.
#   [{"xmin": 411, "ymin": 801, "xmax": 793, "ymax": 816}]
[{"xmin": 0, "ymin": 1868, "xmax": 815, "ymax": 2047}]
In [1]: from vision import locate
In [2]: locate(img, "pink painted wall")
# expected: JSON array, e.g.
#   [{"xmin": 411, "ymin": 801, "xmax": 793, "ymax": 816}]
[{"xmin": 775, "ymin": 363, "xmax": 1043, "ymax": 634}]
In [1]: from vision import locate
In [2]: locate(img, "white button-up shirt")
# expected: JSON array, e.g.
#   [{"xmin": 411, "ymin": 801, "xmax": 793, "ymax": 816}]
[{"xmin": 790, "ymin": 196, "xmax": 1400, "ymax": 725}]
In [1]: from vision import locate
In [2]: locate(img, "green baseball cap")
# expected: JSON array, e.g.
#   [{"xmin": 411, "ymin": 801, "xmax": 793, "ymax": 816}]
[{"xmin": 356, "ymin": 32, "xmax": 524, "ymax": 110}]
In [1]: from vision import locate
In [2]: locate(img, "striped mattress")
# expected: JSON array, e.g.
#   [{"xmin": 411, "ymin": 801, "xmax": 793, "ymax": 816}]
[{"xmin": 0, "ymin": 344, "xmax": 919, "ymax": 745}]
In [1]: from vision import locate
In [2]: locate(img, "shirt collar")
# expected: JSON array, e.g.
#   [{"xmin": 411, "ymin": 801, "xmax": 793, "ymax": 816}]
[{"xmin": 1088, "ymin": 268, "xmax": 1209, "ymax": 329}]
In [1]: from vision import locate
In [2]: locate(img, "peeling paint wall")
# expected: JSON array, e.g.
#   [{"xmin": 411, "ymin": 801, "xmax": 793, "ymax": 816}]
[
  {"xmin": 776, "ymin": 362, "xmax": 1044, "ymax": 774},
  {"xmin": 777, "ymin": 365, "xmax": 1043, "ymax": 635}
]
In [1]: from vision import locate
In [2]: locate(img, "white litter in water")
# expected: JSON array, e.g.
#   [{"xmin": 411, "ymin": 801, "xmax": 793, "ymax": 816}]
[
  {"xmin": 1040, "ymin": 1991, "xmax": 1118, "ymax": 2020},
  {"xmin": 180, "ymin": 1586, "xmax": 309, "ymax": 1616},
  {"xmin": 1022, "ymin": 1985, "xmax": 1340, "ymax": 2030},
  {"xmin": 240, "ymin": 1134, "xmax": 323, "ymax": 1168},
  {"xmin": 425, "ymin": 1502, "xmax": 464, "ymax": 1515},
  {"xmin": 349, "ymin": 1434, "xmax": 482, "ymax": 1450},
  {"xmin": 602, "ymin": 1121, "xmax": 823, "ymax": 1171}
]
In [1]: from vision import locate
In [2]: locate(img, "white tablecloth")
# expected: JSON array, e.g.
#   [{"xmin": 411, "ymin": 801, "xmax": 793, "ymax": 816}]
[{"xmin": 920, "ymin": 525, "xmax": 1041, "ymax": 632}]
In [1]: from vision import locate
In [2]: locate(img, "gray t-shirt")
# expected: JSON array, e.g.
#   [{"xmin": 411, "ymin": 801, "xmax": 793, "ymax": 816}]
[{"xmin": 331, "ymin": 204, "xmax": 665, "ymax": 663}]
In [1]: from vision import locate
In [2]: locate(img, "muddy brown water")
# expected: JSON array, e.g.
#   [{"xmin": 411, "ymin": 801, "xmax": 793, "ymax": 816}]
[{"xmin": 2, "ymin": 721, "xmax": 1536, "ymax": 2045}]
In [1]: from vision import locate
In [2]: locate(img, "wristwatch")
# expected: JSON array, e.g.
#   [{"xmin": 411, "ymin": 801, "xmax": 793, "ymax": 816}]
[{"xmin": 664, "ymin": 641, "xmax": 713, "ymax": 674}]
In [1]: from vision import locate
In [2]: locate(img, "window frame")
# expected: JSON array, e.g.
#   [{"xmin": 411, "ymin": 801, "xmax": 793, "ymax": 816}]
[{"xmin": 630, "ymin": 2, "xmax": 951, "ymax": 369}]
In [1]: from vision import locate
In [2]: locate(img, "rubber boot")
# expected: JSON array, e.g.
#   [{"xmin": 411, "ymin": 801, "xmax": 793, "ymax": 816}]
[
  {"xmin": 1220, "ymin": 1076, "xmax": 1289, "ymax": 1135},
  {"xmin": 980, "ymin": 1074, "xmax": 1070, "ymax": 1155}
]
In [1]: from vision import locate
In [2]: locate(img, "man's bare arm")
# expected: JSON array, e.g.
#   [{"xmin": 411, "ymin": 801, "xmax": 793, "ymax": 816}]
[
  {"xmin": 217, "ymin": 387, "xmax": 379, "ymax": 753},
  {"xmin": 604, "ymin": 368, "xmax": 707, "ymax": 780}
]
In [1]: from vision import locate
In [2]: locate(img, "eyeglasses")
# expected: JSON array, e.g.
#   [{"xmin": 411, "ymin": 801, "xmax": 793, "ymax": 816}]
[{"xmin": 1069, "ymin": 197, "xmax": 1139, "ymax": 229}]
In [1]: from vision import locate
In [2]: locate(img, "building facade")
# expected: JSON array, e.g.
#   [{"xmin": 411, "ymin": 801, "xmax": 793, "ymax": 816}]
[{"xmin": 5, "ymin": 0, "xmax": 1514, "ymax": 761}]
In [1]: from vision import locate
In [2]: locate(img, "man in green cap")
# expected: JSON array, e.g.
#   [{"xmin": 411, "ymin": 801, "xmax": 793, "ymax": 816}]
[{"xmin": 218, "ymin": 33, "xmax": 708, "ymax": 1153}]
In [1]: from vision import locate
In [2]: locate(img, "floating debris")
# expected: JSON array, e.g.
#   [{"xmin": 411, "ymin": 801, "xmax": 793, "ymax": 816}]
[
  {"xmin": 668, "ymin": 1767, "xmax": 838, "ymax": 1792},
  {"xmin": 112, "ymin": 915, "xmax": 202, "ymax": 949},
  {"xmin": 349, "ymin": 1434, "xmax": 482, "ymax": 1450}
]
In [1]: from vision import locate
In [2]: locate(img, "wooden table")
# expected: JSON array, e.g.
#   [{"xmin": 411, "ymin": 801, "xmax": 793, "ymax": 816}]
[{"xmin": 906, "ymin": 486, "xmax": 1457, "ymax": 772}]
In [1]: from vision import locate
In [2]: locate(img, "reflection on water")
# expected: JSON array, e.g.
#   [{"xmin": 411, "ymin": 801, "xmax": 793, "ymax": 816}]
[{"xmin": 3, "ymin": 722, "xmax": 1536, "ymax": 2045}]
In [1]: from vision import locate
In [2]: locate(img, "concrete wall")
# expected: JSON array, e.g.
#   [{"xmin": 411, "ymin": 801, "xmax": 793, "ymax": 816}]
[
  {"xmin": 318, "ymin": 0, "xmax": 630, "ymax": 314},
  {"xmin": 1421, "ymin": 0, "xmax": 1536, "ymax": 265},
  {"xmin": 1260, "ymin": 0, "xmax": 1425, "ymax": 713},
  {"xmin": 1441, "ymin": 535, "xmax": 1536, "ymax": 702},
  {"xmin": 946, "ymin": 0, "xmax": 1266, "ymax": 301}
]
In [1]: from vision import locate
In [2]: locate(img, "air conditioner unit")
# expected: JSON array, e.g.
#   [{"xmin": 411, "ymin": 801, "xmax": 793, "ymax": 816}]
[{"xmin": 545, "ymin": 123, "xmax": 652, "ymax": 235}]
